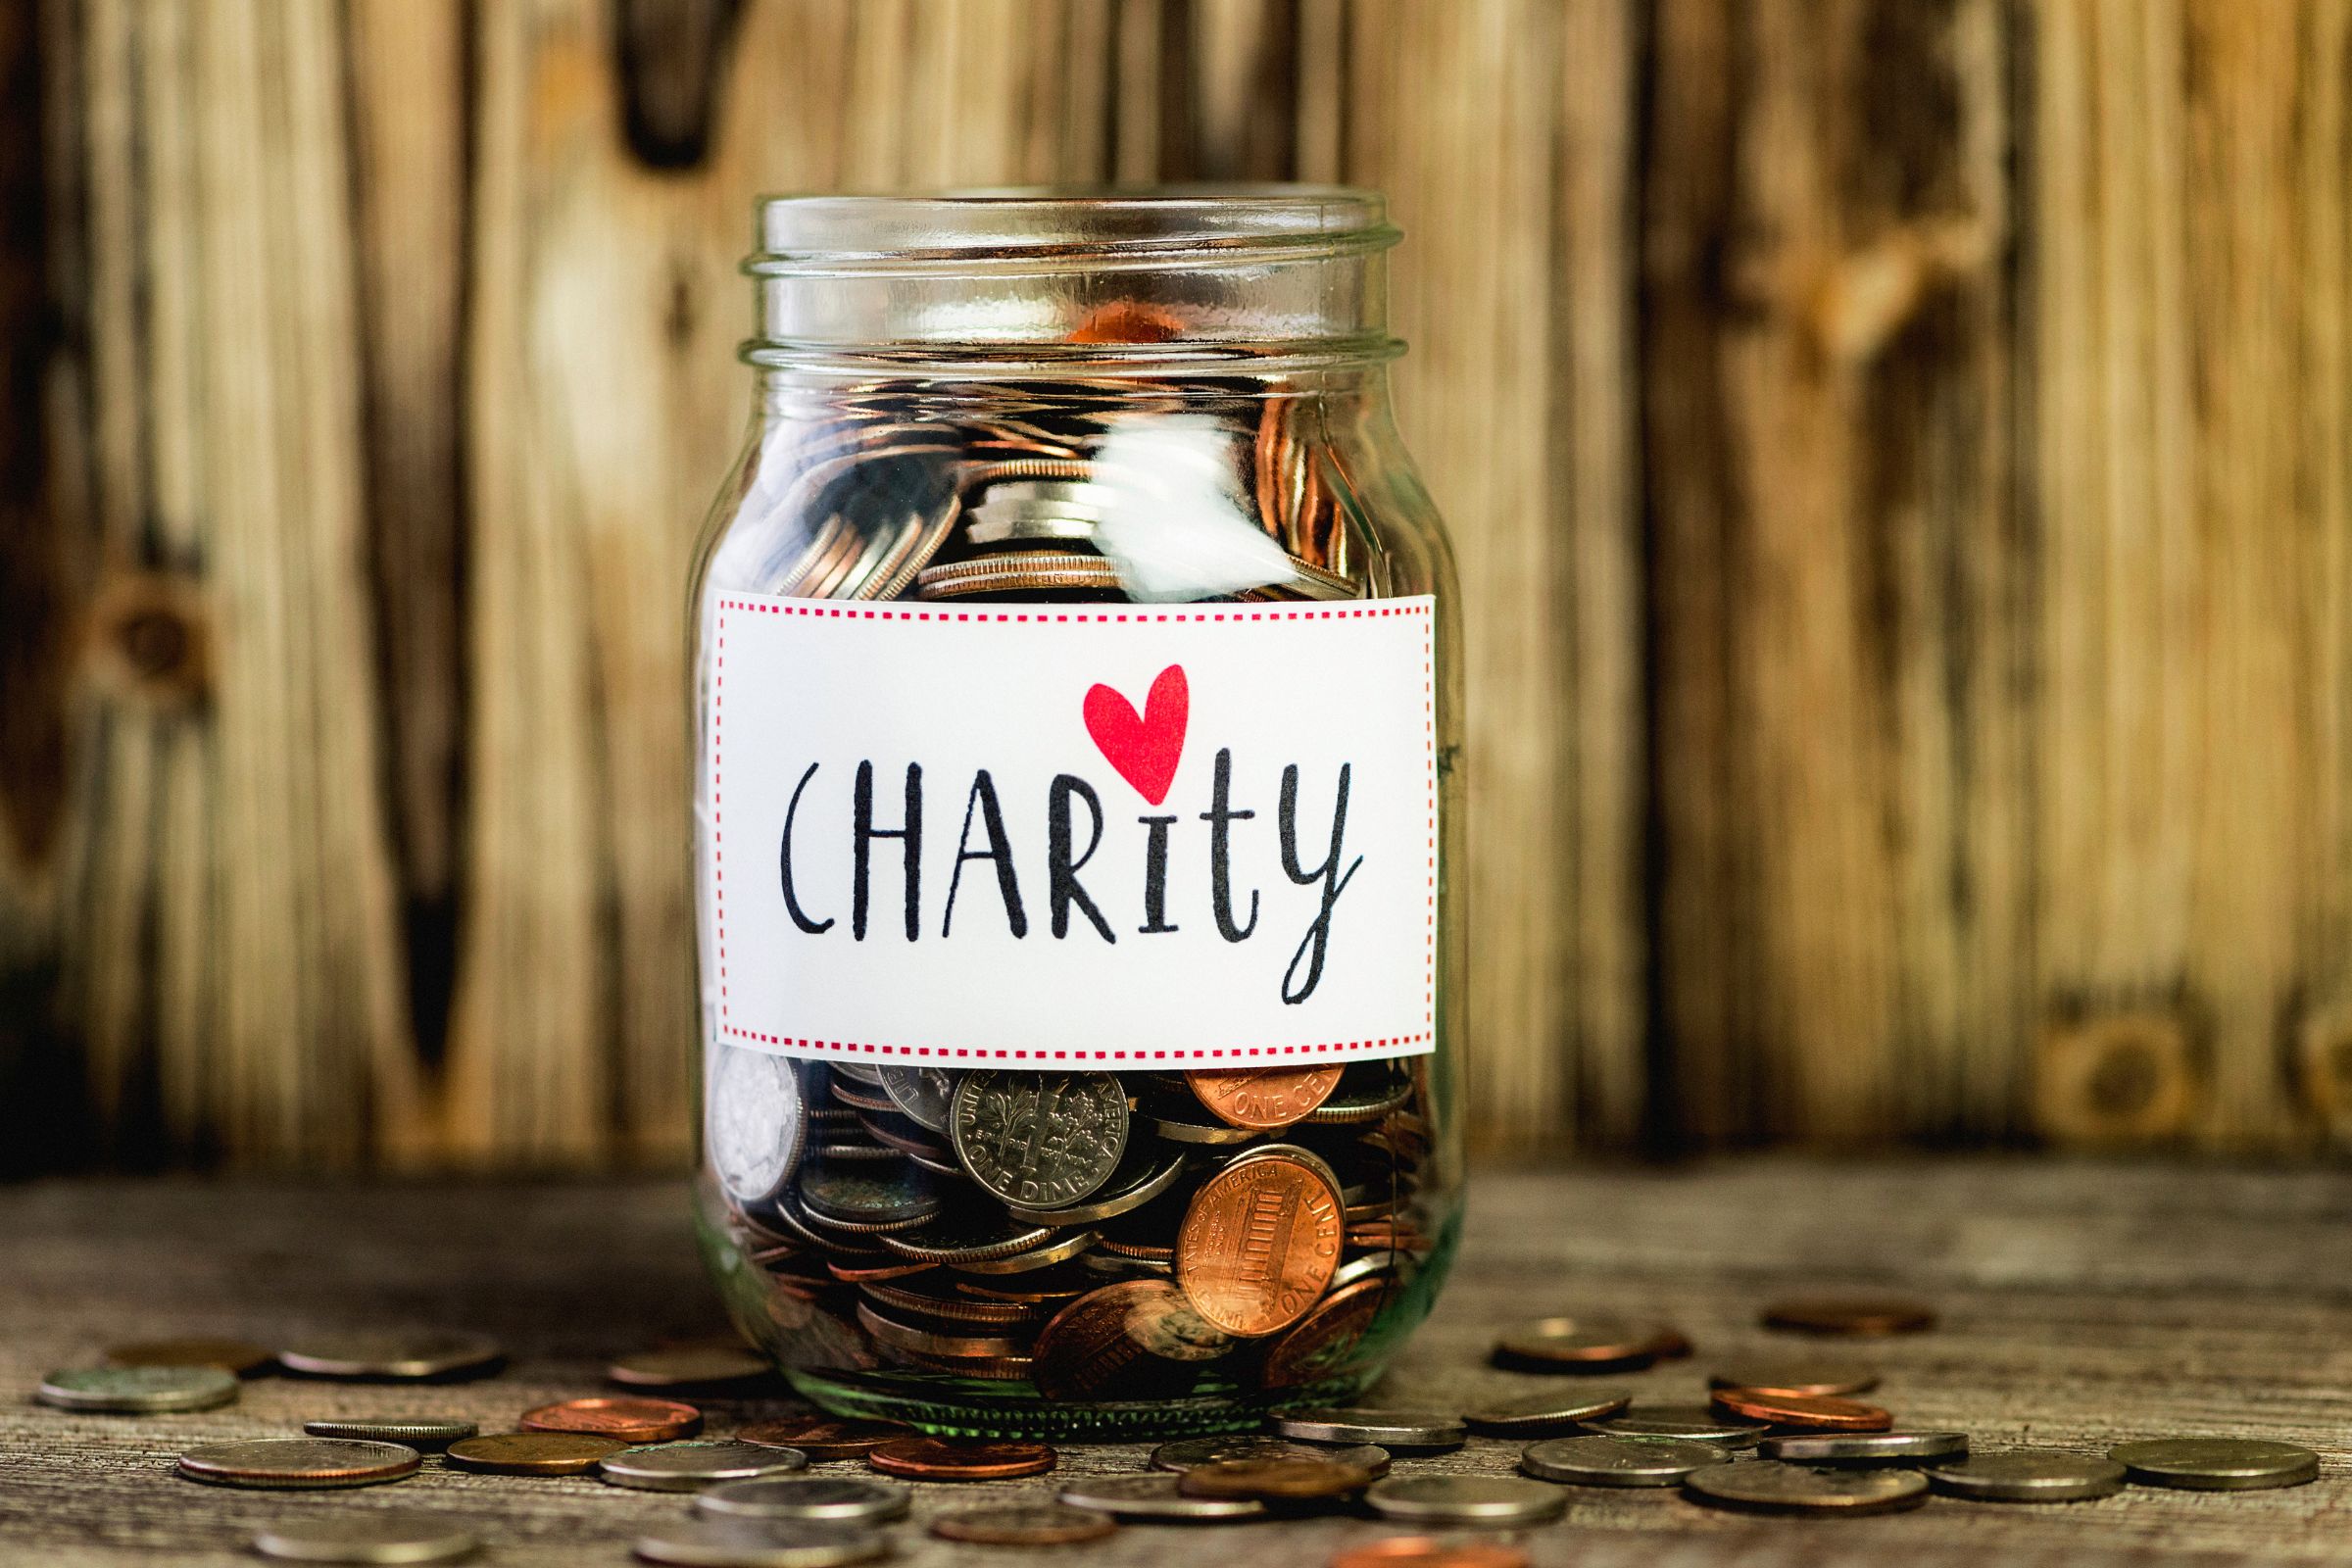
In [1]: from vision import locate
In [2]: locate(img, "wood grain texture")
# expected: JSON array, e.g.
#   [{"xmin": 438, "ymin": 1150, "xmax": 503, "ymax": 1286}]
[{"xmin": 1, "ymin": 1161, "xmax": 2346, "ymax": 1564}]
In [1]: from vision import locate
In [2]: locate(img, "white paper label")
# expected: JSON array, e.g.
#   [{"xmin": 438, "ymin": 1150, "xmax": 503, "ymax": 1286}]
[{"xmin": 700, "ymin": 591, "xmax": 1437, "ymax": 1067}]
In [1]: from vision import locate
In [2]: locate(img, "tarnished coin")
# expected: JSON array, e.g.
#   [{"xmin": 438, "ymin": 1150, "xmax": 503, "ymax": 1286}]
[
  {"xmin": 1178, "ymin": 1456, "xmax": 1375, "ymax": 1501},
  {"xmin": 603, "ymin": 1440, "xmax": 809, "ymax": 1492},
  {"xmin": 1589, "ymin": 1406, "xmax": 1768, "ymax": 1447},
  {"xmin": 1685, "ymin": 1459, "xmax": 1930, "ymax": 1515},
  {"xmin": 177, "ymin": 1438, "xmax": 421, "ymax": 1490},
  {"xmin": 1520, "ymin": 1435, "xmax": 1728, "ymax": 1487},
  {"xmin": 1926, "ymin": 1450, "xmax": 2127, "ymax": 1501},
  {"xmin": 710, "ymin": 1047, "xmax": 807, "ymax": 1205},
  {"xmin": 445, "ymin": 1432, "xmax": 628, "ymax": 1475},
  {"xmin": 106, "ymin": 1338, "xmax": 275, "ymax": 1376},
  {"xmin": 1329, "ymin": 1542, "xmax": 1529, "ymax": 1568},
  {"xmin": 1710, "ymin": 1390, "xmax": 1892, "ymax": 1432},
  {"xmin": 734, "ymin": 1414, "xmax": 908, "ymax": 1461},
  {"xmin": 1261, "ymin": 1277, "xmax": 1392, "ymax": 1390},
  {"xmin": 1152, "ymin": 1434, "xmax": 1390, "ymax": 1477},
  {"xmin": 1761, "ymin": 1297, "xmax": 1937, "ymax": 1337},
  {"xmin": 524, "ymin": 1396, "xmax": 703, "ymax": 1444},
  {"xmin": 1056, "ymin": 1472, "xmax": 1267, "ymax": 1520},
  {"xmin": 1031, "ymin": 1280, "xmax": 1234, "ymax": 1401},
  {"xmin": 698, "ymin": 1476, "xmax": 913, "ymax": 1523},
  {"xmin": 1707, "ymin": 1360, "xmax": 1879, "ymax": 1397},
  {"xmin": 876, "ymin": 1065, "xmax": 956, "ymax": 1133},
  {"xmin": 2108, "ymin": 1438, "xmax": 2320, "ymax": 1491},
  {"xmin": 798, "ymin": 1160, "xmax": 946, "ymax": 1232},
  {"xmin": 610, "ymin": 1345, "xmax": 772, "ymax": 1389},
  {"xmin": 1174, "ymin": 1147, "xmax": 1344, "ymax": 1337},
  {"xmin": 856, "ymin": 1299, "xmax": 1027, "ymax": 1360},
  {"xmin": 1761, "ymin": 1430, "xmax": 1969, "ymax": 1466},
  {"xmin": 632, "ymin": 1518, "xmax": 888, "ymax": 1568},
  {"xmin": 867, "ymin": 1437, "xmax": 1055, "ymax": 1481},
  {"xmin": 1365, "ymin": 1475, "xmax": 1568, "ymax": 1526},
  {"xmin": 303, "ymin": 1417, "xmax": 477, "ymax": 1449},
  {"xmin": 38, "ymin": 1364, "xmax": 239, "ymax": 1413},
  {"xmin": 1186, "ymin": 1065, "xmax": 1344, "ymax": 1128},
  {"xmin": 950, "ymin": 1071, "xmax": 1130, "ymax": 1208},
  {"xmin": 930, "ymin": 1502, "xmax": 1118, "ymax": 1545},
  {"xmin": 277, "ymin": 1331, "xmax": 503, "ymax": 1381},
  {"xmin": 251, "ymin": 1512, "xmax": 479, "ymax": 1564},
  {"xmin": 1461, "ymin": 1387, "xmax": 1635, "ymax": 1435},
  {"xmin": 1272, "ymin": 1408, "xmax": 1466, "ymax": 1451},
  {"xmin": 1491, "ymin": 1315, "xmax": 1672, "ymax": 1373}
]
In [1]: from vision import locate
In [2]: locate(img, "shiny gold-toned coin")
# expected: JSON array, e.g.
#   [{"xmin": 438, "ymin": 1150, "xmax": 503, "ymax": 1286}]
[
  {"xmin": 914, "ymin": 552, "xmax": 1122, "ymax": 600},
  {"xmin": 445, "ymin": 1432, "xmax": 629, "ymax": 1476}
]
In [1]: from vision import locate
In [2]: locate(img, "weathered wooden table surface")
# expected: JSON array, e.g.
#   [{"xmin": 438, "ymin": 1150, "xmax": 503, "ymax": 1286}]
[{"xmin": 2, "ymin": 1160, "xmax": 2347, "ymax": 1566}]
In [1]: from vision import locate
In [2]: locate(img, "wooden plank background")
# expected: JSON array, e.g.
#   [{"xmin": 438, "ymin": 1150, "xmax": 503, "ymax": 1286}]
[{"xmin": 4, "ymin": 0, "xmax": 2350, "ymax": 1170}]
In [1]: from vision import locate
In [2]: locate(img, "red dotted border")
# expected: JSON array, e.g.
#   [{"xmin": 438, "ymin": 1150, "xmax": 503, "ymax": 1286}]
[{"xmin": 710, "ymin": 592, "xmax": 1439, "ymax": 1064}]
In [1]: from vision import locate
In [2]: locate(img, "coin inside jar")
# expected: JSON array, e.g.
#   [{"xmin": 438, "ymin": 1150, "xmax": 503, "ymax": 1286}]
[
  {"xmin": 250, "ymin": 1511, "xmax": 480, "ymax": 1564},
  {"xmin": 710, "ymin": 1047, "xmax": 808, "ymax": 1206},
  {"xmin": 866, "ymin": 1437, "xmax": 1056, "ymax": 1481},
  {"xmin": 1520, "ymin": 1434, "xmax": 1729, "ymax": 1488},
  {"xmin": 445, "ymin": 1432, "xmax": 629, "ymax": 1476},
  {"xmin": 602, "ymin": 1440, "xmax": 810, "ymax": 1492},
  {"xmin": 522, "ymin": 1396, "xmax": 703, "ymax": 1443},
  {"xmin": 949, "ymin": 1071, "xmax": 1130, "ymax": 1208},
  {"xmin": 929, "ymin": 1502, "xmax": 1118, "ymax": 1546},
  {"xmin": 698, "ymin": 1476, "xmax": 914, "ymax": 1523},
  {"xmin": 177, "ymin": 1438, "xmax": 421, "ymax": 1491},
  {"xmin": 1926, "ymin": 1450, "xmax": 2128, "ymax": 1501},
  {"xmin": 2108, "ymin": 1437, "xmax": 2321, "ymax": 1491},
  {"xmin": 1185, "ymin": 1065, "xmax": 1344, "ymax": 1128},
  {"xmin": 1173, "ymin": 1147, "xmax": 1344, "ymax": 1337},
  {"xmin": 1030, "ymin": 1279, "xmax": 1234, "ymax": 1401},
  {"xmin": 1684, "ymin": 1459, "xmax": 1930, "ymax": 1515}
]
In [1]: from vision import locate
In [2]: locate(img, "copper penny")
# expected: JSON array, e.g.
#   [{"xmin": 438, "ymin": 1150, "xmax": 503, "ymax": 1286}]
[
  {"xmin": 1707, "ymin": 1360, "xmax": 1880, "ymax": 1397},
  {"xmin": 106, "ymin": 1338, "xmax": 275, "ymax": 1376},
  {"xmin": 737, "ymin": 1414, "xmax": 909, "ymax": 1461},
  {"xmin": 1710, "ymin": 1389, "xmax": 1892, "ymax": 1432},
  {"xmin": 445, "ymin": 1432, "xmax": 630, "ymax": 1476},
  {"xmin": 1262, "ymin": 1276, "xmax": 1390, "ymax": 1389},
  {"xmin": 521, "ymin": 1396, "xmax": 703, "ymax": 1443},
  {"xmin": 1186, "ymin": 1066, "xmax": 1344, "ymax": 1129},
  {"xmin": 1491, "ymin": 1314, "xmax": 1666, "ymax": 1372},
  {"xmin": 866, "ymin": 1438, "xmax": 1055, "ymax": 1482},
  {"xmin": 1330, "ymin": 1542, "xmax": 1530, "ymax": 1568},
  {"xmin": 929, "ymin": 1502, "xmax": 1118, "ymax": 1545},
  {"xmin": 1031, "ymin": 1280, "xmax": 1234, "ymax": 1401},
  {"xmin": 1177, "ymin": 1456, "xmax": 1374, "ymax": 1501},
  {"xmin": 1174, "ymin": 1149, "xmax": 1344, "ymax": 1337},
  {"xmin": 1761, "ymin": 1297, "xmax": 1937, "ymax": 1336}
]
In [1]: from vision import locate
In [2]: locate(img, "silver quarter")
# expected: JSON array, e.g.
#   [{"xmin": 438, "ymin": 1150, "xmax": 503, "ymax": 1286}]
[
  {"xmin": 276, "ymin": 1331, "xmax": 503, "ymax": 1381},
  {"xmin": 1590, "ymin": 1405, "xmax": 1768, "ymax": 1448},
  {"xmin": 710, "ymin": 1049, "xmax": 808, "ymax": 1204},
  {"xmin": 1685, "ymin": 1459, "xmax": 1930, "ymax": 1515},
  {"xmin": 876, "ymin": 1065, "xmax": 956, "ymax": 1133},
  {"xmin": 1519, "ymin": 1435, "xmax": 1728, "ymax": 1487},
  {"xmin": 1462, "ymin": 1387, "xmax": 1635, "ymax": 1435},
  {"xmin": 1056, "ymin": 1472, "xmax": 1266, "ymax": 1520},
  {"xmin": 1926, "ymin": 1450, "xmax": 2128, "ymax": 1502},
  {"xmin": 177, "ymin": 1438, "xmax": 421, "ymax": 1490},
  {"xmin": 1271, "ymin": 1407, "xmax": 1466, "ymax": 1451},
  {"xmin": 1761, "ymin": 1430, "xmax": 1970, "ymax": 1466},
  {"xmin": 38, "ymin": 1364, "xmax": 238, "ymax": 1413},
  {"xmin": 951, "ymin": 1071, "xmax": 1129, "ymax": 1207},
  {"xmin": 1365, "ymin": 1475, "xmax": 1569, "ymax": 1526},
  {"xmin": 1152, "ymin": 1435, "xmax": 1391, "ymax": 1477},
  {"xmin": 601, "ymin": 1440, "xmax": 809, "ymax": 1492},
  {"xmin": 2108, "ymin": 1438, "xmax": 2321, "ymax": 1491},
  {"xmin": 632, "ymin": 1518, "xmax": 889, "ymax": 1568},
  {"xmin": 797, "ymin": 1160, "xmax": 944, "ymax": 1231},
  {"xmin": 251, "ymin": 1512, "xmax": 479, "ymax": 1564},
  {"xmin": 698, "ymin": 1476, "xmax": 913, "ymax": 1524},
  {"xmin": 302, "ymin": 1417, "xmax": 477, "ymax": 1449}
]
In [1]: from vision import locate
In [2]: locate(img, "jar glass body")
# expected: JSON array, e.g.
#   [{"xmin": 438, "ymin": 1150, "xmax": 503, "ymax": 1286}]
[{"xmin": 688, "ymin": 193, "xmax": 1465, "ymax": 1440}]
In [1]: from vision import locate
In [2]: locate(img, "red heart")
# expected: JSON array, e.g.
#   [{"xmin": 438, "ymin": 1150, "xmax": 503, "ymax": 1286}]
[{"xmin": 1083, "ymin": 665, "xmax": 1189, "ymax": 806}]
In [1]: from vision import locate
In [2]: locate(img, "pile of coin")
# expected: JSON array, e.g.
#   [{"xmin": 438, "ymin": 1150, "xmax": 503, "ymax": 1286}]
[{"xmin": 708, "ymin": 1055, "xmax": 1440, "ymax": 1417}]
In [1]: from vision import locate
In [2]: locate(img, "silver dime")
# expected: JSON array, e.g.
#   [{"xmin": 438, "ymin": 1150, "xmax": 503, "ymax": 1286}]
[
  {"xmin": 38, "ymin": 1364, "xmax": 238, "ymax": 1413},
  {"xmin": 951, "ymin": 1071, "xmax": 1129, "ymax": 1207},
  {"xmin": 601, "ymin": 1440, "xmax": 809, "ymax": 1492},
  {"xmin": 303, "ymin": 1417, "xmax": 477, "ymax": 1449},
  {"xmin": 1761, "ymin": 1430, "xmax": 1970, "ymax": 1466},
  {"xmin": 2108, "ymin": 1438, "xmax": 2321, "ymax": 1491},
  {"xmin": 277, "ymin": 1331, "xmax": 503, "ymax": 1381},
  {"xmin": 876, "ymin": 1065, "xmax": 956, "ymax": 1133},
  {"xmin": 1152, "ymin": 1435, "xmax": 1392, "ymax": 1477},
  {"xmin": 1927, "ymin": 1450, "xmax": 2128, "ymax": 1502},
  {"xmin": 632, "ymin": 1518, "xmax": 889, "ymax": 1568},
  {"xmin": 1590, "ymin": 1405, "xmax": 1767, "ymax": 1448},
  {"xmin": 1271, "ymin": 1407, "xmax": 1466, "ymax": 1451},
  {"xmin": 710, "ymin": 1049, "xmax": 808, "ymax": 1205},
  {"xmin": 177, "ymin": 1439, "xmax": 421, "ymax": 1490},
  {"xmin": 1685, "ymin": 1459, "xmax": 1930, "ymax": 1515},
  {"xmin": 1003, "ymin": 1148, "xmax": 1189, "ymax": 1227},
  {"xmin": 251, "ymin": 1512, "xmax": 479, "ymax": 1564},
  {"xmin": 1462, "ymin": 1387, "xmax": 1635, "ymax": 1435},
  {"xmin": 697, "ymin": 1476, "xmax": 913, "ymax": 1523},
  {"xmin": 1056, "ymin": 1472, "xmax": 1266, "ymax": 1520},
  {"xmin": 1365, "ymin": 1475, "xmax": 1568, "ymax": 1526},
  {"xmin": 1520, "ymin": 1435, "xmax": 1728, "ymax": 1487}
]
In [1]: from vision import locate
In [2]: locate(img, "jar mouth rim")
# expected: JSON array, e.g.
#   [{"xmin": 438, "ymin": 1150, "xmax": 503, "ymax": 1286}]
[{"xmin": 749, "ymin": 185, "xmax": 1398, "ymax": 276}]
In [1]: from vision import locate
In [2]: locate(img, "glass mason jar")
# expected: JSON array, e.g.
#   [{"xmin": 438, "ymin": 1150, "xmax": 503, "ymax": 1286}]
[{"xmin": 689, "ymin": 188, "xmax": 1464, "ymax": 1440}]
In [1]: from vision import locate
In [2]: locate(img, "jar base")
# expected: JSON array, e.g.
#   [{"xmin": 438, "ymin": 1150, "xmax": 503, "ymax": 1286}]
[{"xmin": 784, "ymin": 1367, "xmax": 1376, "ymax": 1443}]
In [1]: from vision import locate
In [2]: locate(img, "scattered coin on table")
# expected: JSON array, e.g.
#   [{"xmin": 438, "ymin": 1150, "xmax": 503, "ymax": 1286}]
[
  {"xmin": 1709, "ymin": 1389, "xmax": 1893, "ymax": 1431},
  {"xmin": 1588, "ymin": 1405, "xmax": 1769, "ymax": 1447},
  {"xmin": 38, "ymin": 1364, "xmax": 239, "ymax": 1413},
  {"xmin": 1760, "ymin": 1297, "xmax": 1937, "ymax": 1337},
  {"xmin": 444, "ymin": 1432, "xmax": 627, "ymax": 1475},
  {"xmin": 105, "ymin": 1337, "xmax": 276, "ymax": 1376},
  {"xmin": 1684, "ymin": 1459, "xmax": 1931, "ymax": 1515},
  {"xmin": 1490, "ymin": 1314, "xmax": 1673, "ymax": 1373},
  {"xmin": 302, "ymin": 1416, "xmax": 478, "ymax": 1448},
  {"xmin": 1760, "ymin": 1430, "xmax": 1969, "ymax": 1466},
  {"xmin": 176, "ymin": 1438, "xmax": 421, "ymax": 1491},
  {"xmin": 866, "ymin": 1436, "xmax": 1055, "ymax": 1481},
  {"xmin": 609, "ymin": 1345, "xmax": 772, "ymax": 1389},
  {"xmin": 1364, "ymin": 1475, "xmax": 1570, "ymax": 1527},
  {"xmin": 2108, "ymin": 1438, "xmax": 2321, "ymax": 1491},
  {"xmin": 631, "ymin": 1517, "xmax": 888, "ymax": 1568},
  {"xmin": 1055, "ymin": 1472, "xmax": 1267, "ymax": 1520},
  {"xmin": 697, "ymin": 1476, "xmax": 912, "ymax": 1524},
  {"xmin": 1519, "ymin": 1434, "xmax": 1729, "ymax": 1487},
  {"xmin": 1152, "ymin": 1434, "xmax": 1392, "ymax": 1476},
  {"xmin": 1179, "ymin": 1456, "xmax": 1378, "ymax": 1501},
  {"xmin": 250, "ymin": 1511, "xmax": 479, "ymax": 1564},
  {"xmin": 1461, "ymin": 1387, "xmax": 1635, "ymax": 1435},
  {"xmin": 601, "ymin": 1440, "xmax": 809, "ymax": 1492},
  {"xmin": 734, "ymin": 1414, "xmax": 907, "ymax": 1460},
  {"xmin": 1328, "ymin": 1539, "xmax": 1531, "ymax": 1568},
  {"xmin": 1707, "ymin": 1359, "xmax": 1880, "ymax": 1397},
  {"xmin": 522, "ymin": 1396, "xmax": 704, "ymax": 1443},
  {"xmin": 1272, "ymin": 1406, "xmax": 1467, "ymax": 1450},
  {"xmin": 277, "ymin": 1331, "xmax": 504, "ymax": 1381},
  {"xmin": 929, "ymin": 1500, "xmax": 1120, "ymax": 1545},
  {"xmin": 1926, "ymin": 1450, "xmax": 2128, "ymax": 1501}
]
